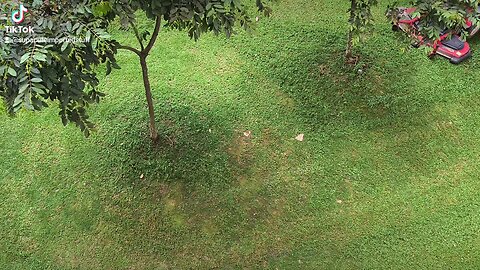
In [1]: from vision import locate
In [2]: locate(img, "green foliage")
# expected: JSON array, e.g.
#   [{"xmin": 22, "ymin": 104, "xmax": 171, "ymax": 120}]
[
  {"xmin": 0, "ymin": 1, "xmax": 117, "ymax": 137},
  {"xmin": 347, "ymin": 0, "xmax": 378, "ymax": 49},
  {"xmin": 0, "ymin": 0, "xmax": 270, "ymax": 137},
  {"xmin": 104, "ymin": 0, "xmax": 271, "ymax": 40}
]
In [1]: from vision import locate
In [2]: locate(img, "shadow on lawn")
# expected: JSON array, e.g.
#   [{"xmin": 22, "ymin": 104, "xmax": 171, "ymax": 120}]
[
  {"xmin": 63, "ymin": 91, "xmax": 292, "ymax": 268},
  {"xmin": 93, "ymin": 100, "xmax": 238, "ymax": 188},
  {"xmin": 235, "ymin": 21, "xmax": 429, "ymax": 132},
  {"xmin": 91, "ymin": 21, "xmax": 444, "ymax": 189},
  {"xmin": 231, "ymin": 20, "xmax": 450, "ymax": 179}
]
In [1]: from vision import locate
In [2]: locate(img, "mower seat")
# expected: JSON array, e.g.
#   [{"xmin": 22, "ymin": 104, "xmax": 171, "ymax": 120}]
[{"xmin": 441, "ymin": 36, "xmax": 464, "ymax": 50}]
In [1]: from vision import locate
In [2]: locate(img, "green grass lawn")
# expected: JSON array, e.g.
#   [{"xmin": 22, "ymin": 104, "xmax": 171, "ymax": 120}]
[{"xmin": 2, "ymin": 0, "xmax": 480, "ymax": 269}]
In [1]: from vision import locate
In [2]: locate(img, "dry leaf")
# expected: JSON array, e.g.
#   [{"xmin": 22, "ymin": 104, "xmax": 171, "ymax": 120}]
[
  {"xmin": 295, "ymin": 134, "xmax": 304, "ymax": 142},
  {"xmin": 140, "ymin": 174, "xmax": 145, "ymax": 179},
  {"xmin": 243, "ymin": 130, "xmax": 252, "ymax": 137},
  {"xmin": 336, "ymin": 199, "xmax": 342, "ymax": 204}
]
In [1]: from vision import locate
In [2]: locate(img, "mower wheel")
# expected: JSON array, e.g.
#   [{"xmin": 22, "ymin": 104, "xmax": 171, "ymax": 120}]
[{"xmin": 392, "ymin": 24, "xmax": 399, "ymax": 32}]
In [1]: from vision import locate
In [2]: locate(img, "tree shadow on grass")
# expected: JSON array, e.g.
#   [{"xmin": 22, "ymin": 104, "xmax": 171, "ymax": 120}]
[
  {"xmin": 231, "ymin": 20, "xmax": 448, "ymax": 170},
  {"xmin": 224, "ymin": 21, "xmax": 477, "ymax": 267},
  {"xmin": 56, "ymin": 96, "xmax": 293, "ymax": 268},
  {"xmin": 235, "ymin": 21, "xmax": 429, "ymax": 131},
  {"xmin": 92, "ymin": 99, "xmax": 238, "ymax": 189}
]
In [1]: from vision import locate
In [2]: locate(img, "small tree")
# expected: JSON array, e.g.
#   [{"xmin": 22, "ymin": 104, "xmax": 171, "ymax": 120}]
[
  {"xmin": 0, "ymin": 0, "xmax": 270, "ymax": 142},
  {"xmin": 346, "ymin": 0, "xmax": 378, "ymax": 60}
]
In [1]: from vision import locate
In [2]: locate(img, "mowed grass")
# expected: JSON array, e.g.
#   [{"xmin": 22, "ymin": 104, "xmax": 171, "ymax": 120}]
[{"xmin": 2, "ymin": 0, "xmax": 480, "ymax": 269}]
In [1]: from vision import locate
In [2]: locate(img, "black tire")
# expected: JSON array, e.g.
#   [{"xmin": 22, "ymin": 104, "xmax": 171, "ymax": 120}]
[
  {"xmin": 411, "ymin": 41, "xmax": 421, "ymax": 48},
  {"xmin": 392, "ymin": 24, "xmax": 399, "ymax": 32}
]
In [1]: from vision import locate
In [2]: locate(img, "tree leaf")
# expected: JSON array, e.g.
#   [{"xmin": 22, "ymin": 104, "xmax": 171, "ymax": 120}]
[
  {"xmin": 7, "ymin": 67, "xmax": 17, "ymax": 77},
  {"xmin": 31, "ymin": 77, "xmax": 43, "ymax": 83},
  {"xmin": 61, "ymin": 42, "xmax": 69, "ymax": 52},
  {"xmin": 33, "ymin": 53, "xmax": 47, "ymax": 62},
  {"xmin": 20, "ymin": 53, "xmax": 31, "ymax": 64}
]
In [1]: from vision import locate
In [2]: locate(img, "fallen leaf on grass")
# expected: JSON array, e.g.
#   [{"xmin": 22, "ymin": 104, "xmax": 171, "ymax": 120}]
[{"xmin": 295, "ymin": 134, "xmax": 304, "ymax": 142}]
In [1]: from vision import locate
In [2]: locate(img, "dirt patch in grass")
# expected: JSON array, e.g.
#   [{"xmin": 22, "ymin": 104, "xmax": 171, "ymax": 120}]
[{"xmin": 227, "ymin": 129, "xmax": 255, "ymax": 171}]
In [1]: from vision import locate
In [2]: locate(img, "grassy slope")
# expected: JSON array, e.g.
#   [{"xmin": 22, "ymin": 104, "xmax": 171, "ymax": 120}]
[{"xmin": 2, "ymin": 0, "xmax": 480, "ymax": 269}]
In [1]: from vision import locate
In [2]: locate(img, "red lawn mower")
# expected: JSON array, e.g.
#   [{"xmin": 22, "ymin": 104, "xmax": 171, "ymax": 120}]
[{"xmin": 392, "ymin": 7, "xmax": 477, "ymax": 64}]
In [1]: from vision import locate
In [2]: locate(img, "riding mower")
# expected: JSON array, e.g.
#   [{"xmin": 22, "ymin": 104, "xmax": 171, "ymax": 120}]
[{"xmin": 391, "ymin": 7, "xmax": 477, "ymax": 64}]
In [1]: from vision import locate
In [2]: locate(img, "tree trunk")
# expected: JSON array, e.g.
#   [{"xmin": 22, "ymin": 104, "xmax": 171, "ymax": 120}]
[
  {"xmin": 117, "ymin": 16, "xmax": 162, "ymax": 142},
  {"xmin": 140, "ymin": 56, "xmax": 159, "ymax": 142},
  {"xmin": 345, "ymin": 0, "xmax": 356, "ymax": 59},
  {"xmin": 346, "ymin": 31, "xmax": 353, "ymax": 59}
]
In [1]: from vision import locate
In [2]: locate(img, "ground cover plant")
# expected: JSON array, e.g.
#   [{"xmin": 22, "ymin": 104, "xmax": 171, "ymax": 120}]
[{"xmin": 2, "ymin": 0, "xmax": 480, "ymax": 269}]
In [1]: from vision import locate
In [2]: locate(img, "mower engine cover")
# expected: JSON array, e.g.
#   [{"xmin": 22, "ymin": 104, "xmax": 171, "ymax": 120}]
[{"xmin": 441, "ymin": 36, "xmax": 464, "ymax": 51}]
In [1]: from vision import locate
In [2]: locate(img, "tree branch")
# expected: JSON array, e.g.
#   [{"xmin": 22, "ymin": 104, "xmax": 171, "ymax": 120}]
[
  {"xmin": 143, "ymin": 16, "xmax": 162, "ymax": 55},
  {"xmin": 130, "ymin": 20, "xmax": 145, "ymax": 51},
  {"xmin": 117, "ymin": 45, "xmax": 141, "ymax": 56}
]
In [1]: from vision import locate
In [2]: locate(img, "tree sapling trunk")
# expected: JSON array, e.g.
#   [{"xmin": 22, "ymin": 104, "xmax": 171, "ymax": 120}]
[
  {"xmin": 140, "ymin": 56, "xmax": 159, "ymax": 142},
  {"xmin": 345, "ymin": 0, "xmax": 356, "ymax": 59},
  {"xmin": 118, "ymin": 16, "xmax": 162, "ymax": 142}
]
